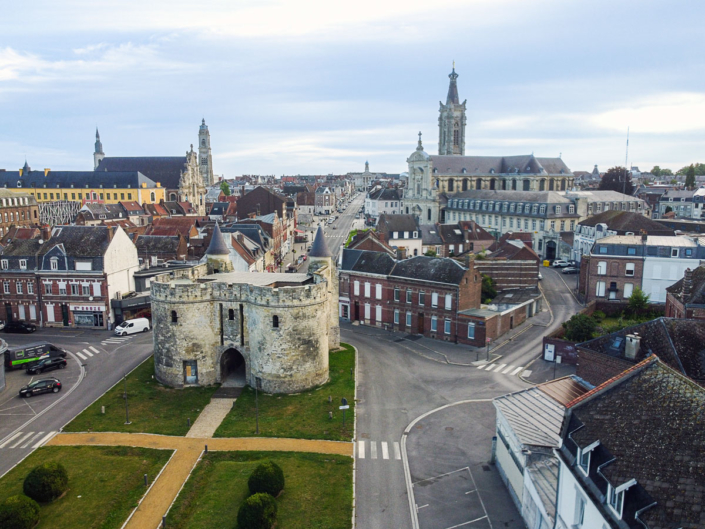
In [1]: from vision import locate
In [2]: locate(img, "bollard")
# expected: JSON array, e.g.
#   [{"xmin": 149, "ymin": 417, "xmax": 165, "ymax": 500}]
[
  {"xmin": 187, "ymin": 418, "xmax": 190, "ymax": 428},
  {"xmin": 329, "ymin": 411, "xmax": 333, "ymax": 420},
  {"xmin": 328, "ymin": 395, "xmax": 332, "ymax": 403},
  {"xmin": 205, "ymin": 444, "xmax": 208, "ymax": 454},
  {"xmin": 144, "ymin": 474, "xmax": 148, "ymax": 486},
  {"xmin": 350, "ymin": 367, "xmax": 353, "ymax": 380},
  {"xmin": 162, "ymin": 516, "xmax": 166, "ymax": 528},
  {"xmin": 101, "ymin": 405, "xmax": 105, "ymax": 414}
]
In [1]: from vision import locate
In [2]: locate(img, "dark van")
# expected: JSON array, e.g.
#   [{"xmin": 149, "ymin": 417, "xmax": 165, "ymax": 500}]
[{"xmin": 4, "ymin": 342, "xmax": 68, "ymax": 371}]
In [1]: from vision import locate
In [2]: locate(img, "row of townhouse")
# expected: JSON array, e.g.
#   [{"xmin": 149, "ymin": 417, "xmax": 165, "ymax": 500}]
[
  {"xmin": 338, "ymin": 250, "xmax": 541, "ymax": 347},
  {"xmin": 578, "ymin": 234, "xmax": 705, "ymax": 303},
  {"xmin": 0, "ymin": 226, "xmax": 138, "ymax": 329}
]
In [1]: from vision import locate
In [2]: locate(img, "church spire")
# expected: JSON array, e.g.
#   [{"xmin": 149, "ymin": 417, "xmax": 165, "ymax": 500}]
[
  {"xmin": 446, "ymin": 63, "xmax": 460, "ymax": 105},
  {"xmin": 94, "ymin": 128, "xmax": 105, "ymax": 169}
]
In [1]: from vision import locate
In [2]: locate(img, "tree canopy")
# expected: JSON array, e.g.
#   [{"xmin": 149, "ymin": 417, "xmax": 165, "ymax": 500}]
[
  {"xmin": 220, "ymin": 181, "xmax": 231, "ymax": 196},
  {"xmin": 562, "ymin": 314, "xmax": 596, "ymax": 342},
  {"xmin": 677, "ymin": 162, "xmax": 705, "ymax": 176},
  {"xmin": 599, "ymin": 166, "xmax": 634, "ymax": 195},
  {"xmin": 651, "ymin": 166, "xmax": 673, "ymax": 177},
  {"xmin": 685, "ymin": 164, "xmax": 696, "ymax": 190},
  {"xmin": 628, "ymin": 287, "xmax": 650, "ymax": 315}
]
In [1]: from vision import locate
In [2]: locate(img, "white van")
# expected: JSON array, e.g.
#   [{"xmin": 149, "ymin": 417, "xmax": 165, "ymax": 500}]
[{"xmin": 114, "ymin": 318, "xmax": 150, "ymax": 336}]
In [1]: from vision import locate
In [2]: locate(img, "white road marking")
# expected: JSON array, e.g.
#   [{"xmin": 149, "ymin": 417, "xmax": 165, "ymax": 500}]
[
  {"xmin": 83, "ymin": 349, "xmax": 94, "ymax": 357},
  {"xmin": 501, "ymin": 365, "xmax": 516, "ymax": 374},
  {"xmin": 10, "ymin": 432, "xmax": 34, "ymax": 448},
  {"xmin": 358, "ymin": 440, "xmax": 365, "ymax": 459},
  {"xmin": 88, "ymin": 346, "xmax": 100, "ymax": 354},
  {"xmin": 33, "ymin": 431, "xmax": 57, "ymax": 448},
  {"xmin": 0, "ymin": 432, "xmax": 24, "ymax": 448},
  {"xmin": 464, "ymin": 489, "xmax": 476, "ymax": 495},
  {"xmin": 522, "ymin": 370, "xmax": 533, "ymax": 377},
  {"xmin": 371, "ymin": 441, "xmax": 378, "ymax": 459},
  {"xmin": 492, "ymin": 363, "xmax": 507, "ymax": 373},
  {"xmin": 510, "ymin": 366, "xmax": 524, "ymax": 376},
  {"xmin": 394, "ymin": 442, "xmax": 401, "ymax": 460},
  {"xmin": 417, "ymin": 504, "xmax": 429, "ymax": 510},
  {"xmin": 475, "ymin": 364, "xmax": 487, "ymax": 370},
  {"xmin": 76, "ymin": 352, "xmax": 87, "ymax": 360},
  {"xmin": 444, "ymin": 515, "xmax": 488, "ymax": 528},
  {"xmin": 381, "ymin": 441, "xmax": 389, "ymax": 460},
  {"xmin": 21, "ymin": 431, "xmax": 44, "ymax": 449}
]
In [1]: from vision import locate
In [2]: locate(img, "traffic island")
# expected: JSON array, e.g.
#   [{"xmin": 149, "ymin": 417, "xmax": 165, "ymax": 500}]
[
  {"xmin": 214, "ymin": 343, "xmax": 356, "ymax": 441},
  {"xmin": 0, "ymin": 445, "xmax": 172, "ymax": 529},
  {"xmin": 63, "ymin": 356, "xmax": 218, "ymax": 436},
  {"xmin": 165, "ymin": 451, "xmax": 353, "ymax": 529}
]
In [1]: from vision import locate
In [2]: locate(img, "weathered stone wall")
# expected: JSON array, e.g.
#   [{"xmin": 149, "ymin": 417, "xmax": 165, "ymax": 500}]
[{"xmin": 151, "ymin": 274, "xmax": 332, "ymax": 393}]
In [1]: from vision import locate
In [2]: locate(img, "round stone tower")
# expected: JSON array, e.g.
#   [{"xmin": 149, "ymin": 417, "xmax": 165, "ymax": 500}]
[
  {"xmin": 204, "ymin": 222, "xmax": 233, "ymax": 274},
  {"xmin": 307, "ymin": 226, "xmax": 340, "ymax": 348}
]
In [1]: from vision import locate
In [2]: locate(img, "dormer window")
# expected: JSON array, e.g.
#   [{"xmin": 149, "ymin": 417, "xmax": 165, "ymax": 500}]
[
  {"xmin": 17, "ymin": 181, "xmax": 22, "ymax": 188},
  {"xmin": 489, "ymin": 168, "xmax": 495, "ymax": 174},
  {"xmin": 577, "ymin": 440, "xmax": 599, "ymax": 475},
  {"xmin": 607, "ymin": 479, "xmax": 635, "ymax": 519}
]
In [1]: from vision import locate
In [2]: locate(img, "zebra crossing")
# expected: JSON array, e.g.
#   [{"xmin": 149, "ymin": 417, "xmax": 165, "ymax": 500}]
[
  {"xmin": 356, "ymin": 440, "xmax": 402, "ymax": 461},
  {"xmin": 0, "ymin": 431, "xmax": 57, "ymax": 450},
  {"xmin": 100, "ymin": 335, "xmax": 133, "ymax": 346},
  {"xmin": 476, "ymin": 362, "xmax": 528, "ymax": 377},
  {"xmin": 74, "ymin": 346, "xmax": 102, "ymax": 361}
]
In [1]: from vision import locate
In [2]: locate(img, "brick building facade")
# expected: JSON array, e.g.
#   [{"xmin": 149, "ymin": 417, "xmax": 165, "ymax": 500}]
[{"xmin": 0, "ymin": 189, "xmax": 40, "ymax": 237}]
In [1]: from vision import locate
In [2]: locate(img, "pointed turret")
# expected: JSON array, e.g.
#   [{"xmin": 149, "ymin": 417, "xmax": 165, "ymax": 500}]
[
  {"xmin": 20, "ymin": 159, "xmax": 30, "ymax": 176},
  {"xmin": 94, "ymin": 128, "xmax": 105, "ymax": 169},
  {"xmin": 206, "ymin": 222, "xmax": 230, "ymax": 255},
  {"xmin": 446, "ymin": 66, "xmax": 459, "ymax": 105},
  {"xmin": 309, "ymin": 226, "xmax": 331, "ymax": 258}
]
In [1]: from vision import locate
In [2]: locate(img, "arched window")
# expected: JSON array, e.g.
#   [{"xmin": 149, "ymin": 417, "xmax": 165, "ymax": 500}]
[
  {"xmin": 523, "ymin": 179, "xmax": 530, "ymax": 191},
  {"xmin": 489, "ymin": 178, "xmax": 496, "ymax": 190},
  {"xmin": 150, "ymin": 192, "xmax": 155, "ymax": 202},
  {"xmin": 427, "ymin": 208, "xmax": 432, "ymax": 221},
  {"xmin": 171, "ymin": 310, "xmax": 178, "ymax": 323},
  {"xmin": 448, "ymin": 179, "xmax": 454, "ymax": 192},
  {"xmin": 201, "ymin": 139, "xmax": 206, "ymax": 146},
  {"xmin": 549, "ymin": 179, "xmax": 555, "ymax": 191},
  {"xmin": 539, "ymin": 179, "xmax": 546, "ymax": 191},
  {"xmin": 170, "ymin": 193, "xmax": 177, "ymax": 201},
  {"xmin": 561, "ymin": 179, "xmax": 567, "ymax": 190},
  {"xmin": 476, "ymin": 178, "xmax": 482, "ymax": 190},
  {"xmin": 228, "ymin": 309, "xmax": 235, "ymax": 321},
  {"xmin": 273, "ymin": 315, "xmax": 279, "ymax": 328},
  {"xmin": 462, "ymin": 178, "xmax": 468, "ymax": 191}
]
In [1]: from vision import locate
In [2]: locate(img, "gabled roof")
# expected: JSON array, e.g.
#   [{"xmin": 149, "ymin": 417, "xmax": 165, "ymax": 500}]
[
  {"xmin": 119, "ymin": 201, "xmax": 144, "ymax": 214},
  {"xmin": 577, "ymin": 210, "xmax": 674, "ymax": 235},
  {"xmin": 390, "ymin": 256, "xmax": 466, "ymax": 284},
  {"xmin": 578, "ymin": 317, "xmax": 705, "ymax": 385},
  {"xmin": 419, "ymin": 224, "xmax": 443, "ymax": 245},
  {"xmin": 96, "ymin": 157, "xmax": 186, "ymax": 189},
  {"xmin": 457, "ymin": 221, "xmax": 493, "ymax": 241},
  {"xmin": 41, "ymin": 225, "xmax": 113, "ymax": 258},
  {"xmin": 347, "ymin": 249, "xmax": 396, "ymax": 275},
  {"xmin": 494, "ymin": 387, "xmax": 566, "ymax": 447},
  {"xmin": 487, "ymin": 240, "xmax": 540, "ymax": 262},
  {"xmin": 565, "ymin": 359, "xmax": 705, "ymax": 529},
  {"xmin": 0, "ymin": 227, "xmax": 41, "ymax": 245},
  {"xmin": 377, "ymin": 214, "xmax": 419, "ymax": 236},
  {"xmin": 78, "ymin": 203, "xmax": 126, "ymax": 220},
  {"xmin": 368, "ymin": 188, "xmax": 402, "ymax": 202},
  {"xmin": 143, "ymin": 202, "xmax": 169, "ymax": 217},
  {"xmin": 135, "ymin": 235, "xmax": 181, "ymax": 254},
  {"xmin": 428, "ymin": 154, "xmax": 572, "ymax": 176}
]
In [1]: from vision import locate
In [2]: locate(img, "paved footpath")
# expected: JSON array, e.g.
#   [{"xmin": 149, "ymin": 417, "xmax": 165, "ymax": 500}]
[{"xmin": 47, "ymin": 432, "xmax": 353, "ymax": 529}]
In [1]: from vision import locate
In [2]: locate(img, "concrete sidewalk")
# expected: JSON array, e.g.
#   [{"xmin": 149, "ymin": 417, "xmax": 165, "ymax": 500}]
[
  {"xmin": 47, "ymin": 432, "xmax": 353, "ymax": 529},
  {"xmin": 185, "ymin": 398, "xmax": 236, "ymax": 438}
]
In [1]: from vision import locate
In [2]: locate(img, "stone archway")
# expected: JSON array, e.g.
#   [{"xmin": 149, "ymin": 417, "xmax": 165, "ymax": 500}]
[{"xmin": 220, "ymin": 348, "xmax": 246, "ymax": 387}]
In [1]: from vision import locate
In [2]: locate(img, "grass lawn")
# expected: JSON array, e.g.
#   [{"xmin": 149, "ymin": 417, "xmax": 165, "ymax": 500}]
[
  {"xmin": 63, "ymin": 356, "xmax": 217, "ymax": 436},
  {"xmin": 165, "ymin": 451, "xmax": 352, "ymax": 529},
  {"xmin": 0, "ymin": 445, "xmax": 172, "ymax": 529},
  {"xmin": 214, "ymin": 344, "xmax": 355, "ymax": 441}
]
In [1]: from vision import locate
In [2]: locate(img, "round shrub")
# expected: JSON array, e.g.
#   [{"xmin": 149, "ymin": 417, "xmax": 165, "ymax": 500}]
[
  {"xmin": 237, "ymin": 492, "xmax": 277, "ymax": 529},
  {"xmin": 23, "ymin": 461, "xmax": 69, "ymax": 503},
  {"xmin": 247, "ymin": 461, "xmax": 285, "ymax": 497},
  {"xmin": 0, "ymin": 494, "xmax": 40, "ymax": 529}
]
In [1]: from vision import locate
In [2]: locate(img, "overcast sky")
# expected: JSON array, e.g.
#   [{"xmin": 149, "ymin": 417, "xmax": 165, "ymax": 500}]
[{"xmin": 1, "ymin": 0, "xmax": 703, "ymax": 177}]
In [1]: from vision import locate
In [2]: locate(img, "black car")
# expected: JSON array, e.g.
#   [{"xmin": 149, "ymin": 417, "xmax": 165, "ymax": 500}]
[
  {"xmin": 26, "ymin": 357, "xmax": 67, "ymax": 375},
  {"xmin": 19, "ymin": 378, "xmax": 62, "ymax": 398},
  {"xmin": 4, "ymin": 321, "xmax": 37, "ymax": 334}
]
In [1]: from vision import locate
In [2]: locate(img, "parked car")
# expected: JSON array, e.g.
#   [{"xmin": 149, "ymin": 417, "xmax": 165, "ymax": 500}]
[
  {"xmin": 4, "ymin": 321, "xmax": 37, "ymax": 334},
  {"xmin": 552, "ymin": 260, "xmax": 570, "ymax": 268},
  {"xmin": 0, "ymin": 320, "xmax": 4, "ymax": 331},
  {"xmin": 26, "ymin": 357, "xmax": 67, "ymax": 375},
  {"xmin": 562, "ymin": 267, "xmax": 580, "ymax": 274},
  {"xmin": 538, "ymin": 272, "xmax": 543, "ymax": 280},
  {"xmin": 19, "ymin": 378, "xmax": 62, "ymax": 398},
  {"xmin": 114, "ymin": 317, "xmax": 150, "ymax": 336}
]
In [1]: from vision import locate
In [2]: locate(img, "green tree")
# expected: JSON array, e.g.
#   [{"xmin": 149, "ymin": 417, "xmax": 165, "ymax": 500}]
[
  {"xmin": 651, "ymin": 166, "xmax": 662, "ymax": 176},
  {"xmin": 677, "ymin": 162, "xmax": 705, "ymax": 176},
  {"xmin": 220, "ymin": 180, "xmax": 231, "ymax": 196},
  {"xmin": 248, "ymin": 461, "xmax": 285, "ymax": 497},
  {"xmin": 237, "ymin": 493, "xmax": 277, "ymax": 529},
  {"xmin": 599, "ymin": 166, "xmax": 634, "ymax": 195},
  {"xmin": 23, "ymin": 462, "xmax": 69, "ymax": 503},
  {"xmin": 481, "ymin": 274, "xmax": 496, "ymax": 303},
  {"xmin": 628, "ymin": 287, "xmax": 650, "ymax": 316},
  {"xmin": 661, "ymin": 168, "xmax": 673, "ymax": 176},
  {"xmin": 0, "ymin": 495, "xmax": 40, "ymax": 529},
  {"xmin": 562, "ymin": 314, "xmax": 597, "ymax": 342},
  {"xmin": 685, "ymin": 164, "xmax": 696, "ymax": 189},
  {"xmin": 665, "ymin": 205, "xmax": 673, "ymax": 214}
]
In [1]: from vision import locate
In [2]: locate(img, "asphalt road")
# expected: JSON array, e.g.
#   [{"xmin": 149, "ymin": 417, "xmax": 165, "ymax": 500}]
[
  {"xmin": 347, "ymin": 265, "xmax": 582, "ymax": 529},
  {"xmin": 0, "ymin": 328, "xmax": 154, "ymax": 477}
]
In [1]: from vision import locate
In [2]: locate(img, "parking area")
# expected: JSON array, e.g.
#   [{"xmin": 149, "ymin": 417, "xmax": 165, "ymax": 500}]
[
  {"xmin": 415, "ymin": 467, "xmax": 492, "ymax": 529},
  {"xmin": 0, "ymin": 354, "xmax": 82, "ymax": 441}
]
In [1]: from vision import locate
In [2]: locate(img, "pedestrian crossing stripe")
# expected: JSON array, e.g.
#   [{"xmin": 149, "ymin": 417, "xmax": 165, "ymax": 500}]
[
  {"xmin": 476, "ymin": 363, "xmax": 524, "ymax": 376},
  {"xmin": 356, "ymin": 441, "xmax": 402, "ymax": 461},
  {"xmin": 0, "ymin": 431, "xmax": 57, "ymax": 449}
]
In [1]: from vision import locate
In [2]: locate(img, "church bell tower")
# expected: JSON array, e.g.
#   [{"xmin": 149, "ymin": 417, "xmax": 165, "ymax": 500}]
[
  {"xmin": 198, "ymin": 119, "xmax": 214, "ymax": 186},
  {"xmin": 438, "ymin": 65, "xmax": 467, "ymax": 156}
]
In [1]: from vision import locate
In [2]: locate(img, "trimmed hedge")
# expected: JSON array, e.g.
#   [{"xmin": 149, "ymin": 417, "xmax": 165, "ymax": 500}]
[
  {"xmin": 0, "ymin": 494, "xmax": 40, "ymax": 529},
  {"xmin": 247, "ymin": 460, "xmax": 285, "ymax": 497},
  {"xmin": 237, "ymin": 492, "xmax": 277, "ymax": 529},
  {"xmin": 23, "ymin": 461, "xmax": 69, "ymax": 503}
]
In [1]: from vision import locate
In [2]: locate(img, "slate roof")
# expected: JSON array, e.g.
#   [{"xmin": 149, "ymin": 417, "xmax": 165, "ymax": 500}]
[
  {"xmin": 143, "ymin": 203, "xmax": 169, "ymax": 217},
  {"xmin": 448, "ymin": 189, "xmax": 572, "ymax": 204},
  {"xmin": 0, "ymin": 169, "xmax": 159, "ymax": 190},
  {"xmin": 368, "ymin": 188, "xmax": 402, "ymax": 201},
  {"xmin": 0, "ymin": 227, "xmax": 41, "ymax": 245},
  {"xmin": 377, "ymin": 214, "xmax": 419, "ymax": 235},
  {"xmin": 308, "ymin": 226, "xmax": 332, "ymax": 258},
  {"xmin": 564, "ymin": 359, "xmax": 705, "ymax": 529},
  {"xmin": 95, "ymin": 157, "xmax": 186, "ymax": 189},
  {"xmin": 488, "ymin": 240, "xmax": 540, "ymax": 262},
  {"xmin": 428, "ymin": 154, "xmax": 572, "ymax": 176},
  {"xmin": 345, "ymin": 249, "xmax": 395, "ymax": 275},
  {"xmin": 1, "ymin": 238, "xmax": 44, "ymax": 257},
  {"xmin": 78, "ymin": 203, "xmax": 126, "ymax": 220},
  {"xmin": 135, "ymin": 235, "xmax": 181, "ymax": 254},
  {"xmin": 205, "ymin": 223, "xmax": 230, "ymax": 256},
  {"xmin": 42, "ymin": 225, "xmax": 112, "ymax": 257},
  {"xmin": 457, "ymin": 221, "xmax": 494, "ymax": 241},
  {"xmin": 577, "ymin": 210, "xmax": 673, "ymax": 234},
  {"xmin": 119, "ymin": 201, "xmax": 144, "ymax": 214},
  {"xmin": 390, "ymin": 256, "xmax": 466, "ymax": 284},
  {"xmin": 666, "ymin": 265, "xmax": 705, "ymax": 305},
  {"xmin": 209, "ymin": 202, "xmax": 229, "ymax": 216},
  {"xmin": 578, "ymin": 317, "xmax": 705, "ymax": 384},
  {"xmin": 419, "ymin": 225, "xmax": 443, "ymax": 246}
]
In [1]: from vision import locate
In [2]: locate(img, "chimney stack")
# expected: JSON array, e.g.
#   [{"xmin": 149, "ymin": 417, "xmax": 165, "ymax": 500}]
[
  {"xmin": 682, "ymin": 268, "xmax": 693, "ymax": 300},
  {"xmin": 396, "ymin": 247, "xmax": 407, "ymax": 260},
  {"xmin": 41, "ymin": 225, "xmax": 51, "ymax": 241},
  {"xmin": 625, "ymin": 333, "xmax": 641, "ymax": 360}
]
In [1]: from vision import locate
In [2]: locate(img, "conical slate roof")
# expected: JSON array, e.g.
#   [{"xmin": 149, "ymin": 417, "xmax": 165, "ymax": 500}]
[
  {"xmin": 206, "ymin": 222, "xmax": 230, "ymax": 255},
  {"xmin": 309, "ymin": 226, "xmax": 331, "ymax": 258}
]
